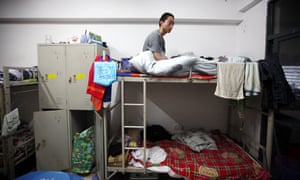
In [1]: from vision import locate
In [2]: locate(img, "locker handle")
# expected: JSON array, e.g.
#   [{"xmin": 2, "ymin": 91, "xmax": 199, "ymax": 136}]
[
  {"xmin": 36, "ymin": 143, "xmax": 40, "ymax": 151},
  {"xmin": 71, "ymin": 75, "xmax": 77, "ymax": 83},
  {"xmin": 36, "ymin": 139, "xmax": 46, "ymax": 151},
  {"xmin": 41, "ymin": 74, "xmax": 48, "ymax": 82},
  {"xmin": 69, "ymin": 77, "xmax": 72, "ymax": 83}
]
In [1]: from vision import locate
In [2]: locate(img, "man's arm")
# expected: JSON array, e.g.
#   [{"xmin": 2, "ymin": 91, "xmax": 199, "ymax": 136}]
[{"xmin": 153, "ymin": 52, "xmax": 166, "ymax": 61}]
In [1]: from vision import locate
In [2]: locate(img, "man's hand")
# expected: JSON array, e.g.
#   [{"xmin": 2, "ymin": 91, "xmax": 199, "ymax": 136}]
[{"xmin": 153, "ymin": 52, "xmax": 167, "ymax": 61}]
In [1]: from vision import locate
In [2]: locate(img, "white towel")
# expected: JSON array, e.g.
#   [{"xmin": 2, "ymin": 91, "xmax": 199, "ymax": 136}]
[
  {"xmin": 244, "ymin": 62, "xmax": 261, "ymax": 96},
  {"xmin": 1, "ymin": 108, "xmax": 20, "ymax": 136},
  {"xmin": 214, "ymin": 62, "xmax": 245, "ymax": 100}
]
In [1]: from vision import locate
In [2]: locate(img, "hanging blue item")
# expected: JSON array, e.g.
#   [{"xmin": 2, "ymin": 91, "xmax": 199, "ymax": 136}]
[{"xmin": 93, "ymin": 55, "xmax": 117, "ymax": 87}]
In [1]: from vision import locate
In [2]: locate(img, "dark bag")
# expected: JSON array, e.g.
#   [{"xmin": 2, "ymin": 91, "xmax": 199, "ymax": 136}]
[{"xmin": 141, "ymin": 125, "xmax": 172, "ymax": 142}]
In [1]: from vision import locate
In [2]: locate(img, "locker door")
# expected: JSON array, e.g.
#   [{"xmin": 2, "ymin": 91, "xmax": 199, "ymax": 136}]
[
  {"xmin": 34, "ymin": 110, "xmax": 70, "ymax": 170},
  {"xmin": 66, "ymin": 45, "xmax": 96, "ymax": 110},
  {"xmin": 38, "ymin": 45, "xmax": 66, "ymax": 109}
]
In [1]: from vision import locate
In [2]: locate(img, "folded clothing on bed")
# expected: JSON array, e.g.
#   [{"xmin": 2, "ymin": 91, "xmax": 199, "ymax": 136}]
[{"xmin": 171, "ymin": 129, "xmax": 217, "ymax": 152}]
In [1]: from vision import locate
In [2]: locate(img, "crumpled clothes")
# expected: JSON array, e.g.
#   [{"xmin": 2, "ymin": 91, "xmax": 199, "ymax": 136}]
[{"xmin": 129, "ymin": 146, "xmax": 167, "ymax": 168}]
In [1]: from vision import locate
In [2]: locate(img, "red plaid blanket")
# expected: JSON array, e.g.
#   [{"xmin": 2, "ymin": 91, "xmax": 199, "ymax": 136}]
[{"xmin": 132, "ymin": 132, "xmax": 270, "ymax": 180}]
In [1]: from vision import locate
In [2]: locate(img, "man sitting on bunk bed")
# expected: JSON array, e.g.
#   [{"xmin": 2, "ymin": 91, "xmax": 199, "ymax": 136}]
[
  {"xmin": 131, "ymin": 12, "xmax": 253, "ymax": 78},
  {"xmin": 143, "ymin": 12, "xmax": 175, "ymax": 61},
  {"xmin": 128, "ymin": 12, "xmax": 217, "ymax": 77}
]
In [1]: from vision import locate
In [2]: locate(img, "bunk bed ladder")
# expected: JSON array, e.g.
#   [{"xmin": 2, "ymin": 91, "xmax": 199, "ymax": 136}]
[{"xmin": 121, "ymin": 79, "xmax": 147, "ymax": 174}]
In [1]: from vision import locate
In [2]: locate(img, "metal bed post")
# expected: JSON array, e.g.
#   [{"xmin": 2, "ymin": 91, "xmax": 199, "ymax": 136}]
[
  {"xmin": 95, "ymin": 110, "xmax": 105, "ymax": 180},
  {"xmin": 96, "ymin": 101, "xmax": 120, "ymax": 180},
  {"xmin": 142, "ymin": 79, "xmax": 147, "ymax": 174},
  {"xmin": 121, "ymin": 79, "xmax": 125, "ymax": 173},
  {"xmin": 3, "ymin": 67, "xmax": 15, "ymax": 180},
  {"xmin": 266, "ymin": 110, "xmax": 274, "ymax": 170}
]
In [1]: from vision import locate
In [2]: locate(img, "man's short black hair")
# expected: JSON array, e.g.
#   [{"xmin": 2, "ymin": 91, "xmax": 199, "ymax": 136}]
[{"xmin": 159, "ymin": 12, "xmax": 174, "ymax": 26}]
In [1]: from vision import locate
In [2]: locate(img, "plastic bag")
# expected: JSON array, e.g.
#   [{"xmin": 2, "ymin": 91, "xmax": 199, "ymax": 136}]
[{"xmin": 71, "ymin": 126, "xmax": 96, "ymax": 174}]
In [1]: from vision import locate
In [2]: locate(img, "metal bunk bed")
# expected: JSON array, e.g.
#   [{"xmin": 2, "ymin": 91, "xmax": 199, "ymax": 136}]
[
  {"xmin": 0, "ymin": 66, "xmax": 38, "ymax": 180},
  {"xmin": 94, "ymin": 68, "xmax": 274, "ymax": 180}
]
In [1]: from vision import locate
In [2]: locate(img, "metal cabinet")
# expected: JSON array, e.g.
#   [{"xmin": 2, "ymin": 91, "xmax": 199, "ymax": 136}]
[
  {"xmin": 38, "ymin": 44, "xmax": 109, "ymax": 110},
  {"xmin": 35, "ymin": 44, "xmax": 109, "ymax": 171},
  {"xmin": 38, "ymin": 45, "xmax": 66, "ymax": 109},
  {"xmin": 34, "ymin": 109, "xmax": 99, "ymax": 170},
  {"xmin": 34, "ymin": 110, "xmax": 70, "ymax": 170}
]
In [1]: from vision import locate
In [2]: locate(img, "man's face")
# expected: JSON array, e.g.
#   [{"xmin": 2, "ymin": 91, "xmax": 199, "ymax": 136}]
[{"xmin": 161, "ymin": 16, "xmax": 175, "ymax": 33}]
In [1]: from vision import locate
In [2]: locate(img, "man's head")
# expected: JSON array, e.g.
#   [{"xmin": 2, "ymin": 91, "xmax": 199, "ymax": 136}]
[{"xmin": 159, "ymin": 12, "xmax": 175, "ymax": 34}]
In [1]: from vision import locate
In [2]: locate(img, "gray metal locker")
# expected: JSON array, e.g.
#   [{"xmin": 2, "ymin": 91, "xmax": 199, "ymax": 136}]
[
  {"xmin": 35, "ymin": 44, "xmax": 109, "ymax": 171},
  {"xmin": 38, "ymin": 44, "xmax": 109, "ymax": 110},
  {"xmin": 34, "ymin": 110, "xmax": 70, "ymax": 170},
  {"xmin": 38, "ymin": 45, "xmax": 66, "ymax": 109},
  {"xmin": 66, "ymin": 45, "xmax": 100, "ymax": 110}
]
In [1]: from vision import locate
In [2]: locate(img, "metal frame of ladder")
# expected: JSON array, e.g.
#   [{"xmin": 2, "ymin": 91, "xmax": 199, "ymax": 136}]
[{"xmin": 121, "ymin": 79, "xmax": 147, "ymax": 173}]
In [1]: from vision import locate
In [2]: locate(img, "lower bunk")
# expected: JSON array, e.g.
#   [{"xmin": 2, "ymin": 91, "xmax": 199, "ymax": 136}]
[
  {"xmin": 106, "ymin": 129, "xmax": 270, "ymax": 180},
  {"xmin": 92, "ymin": 54, "xmax": 271, "ymax": 180}
]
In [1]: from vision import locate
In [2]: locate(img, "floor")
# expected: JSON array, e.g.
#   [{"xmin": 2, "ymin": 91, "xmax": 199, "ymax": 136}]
[
  {"xmin": 9, "ymin": 154, "xmax": 281, "ymax": 180},
  {"xmin": 8, "ymin": 157, "xmax": 182, "ymax": 180},
  {"xmin": 82, "ymin": 172, "xmax": 184, "ymax": 180}
]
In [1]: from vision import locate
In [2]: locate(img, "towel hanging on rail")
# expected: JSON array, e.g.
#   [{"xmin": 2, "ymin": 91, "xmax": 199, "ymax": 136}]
[{"xmin": 214, "ymin": 62, "xmax": 245, "ymax": 100}]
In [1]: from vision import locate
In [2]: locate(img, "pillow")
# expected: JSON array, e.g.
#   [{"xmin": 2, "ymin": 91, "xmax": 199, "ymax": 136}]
[{"xmin": 129, "ymin": 51, "xmax": 156, "ymax": 73}]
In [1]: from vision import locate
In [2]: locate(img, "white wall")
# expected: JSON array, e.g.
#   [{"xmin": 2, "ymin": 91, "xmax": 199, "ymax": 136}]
[
  {"xmin": 0, "ymin": 0, "xmax": 266, "ymax": 69},
  {"xmin": 0, "ymin": 0, "xmax": 268, "ymax": 135},
  {"xmin": 236, "ymin": 0, "xmax": 267, "ymax": 60},
  {"xmin": 0, "ymin": 0, "xmax": 240, "ymax": 19},
  {"xmin": 118, "ymin": 83, "xmax": 229, "ymax": 134}
]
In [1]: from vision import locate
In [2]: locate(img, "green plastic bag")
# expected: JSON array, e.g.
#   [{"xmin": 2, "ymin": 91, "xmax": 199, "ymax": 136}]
[{"xmin": 71, "ymin": 125, "xmax": 96, "ymax": 174}]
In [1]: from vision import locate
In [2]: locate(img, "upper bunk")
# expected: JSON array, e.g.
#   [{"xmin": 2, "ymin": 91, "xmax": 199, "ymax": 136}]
[
  {"xmin": 112, "ymin": 52, "xmax": 258, "ymax": 102},
  {"xmin": 117, "ymin": 73, "xmax": 217, "ymax": 84},
  {"xmin": 0, "ymin": 66, "xmax": 38, "ymax": 116}
]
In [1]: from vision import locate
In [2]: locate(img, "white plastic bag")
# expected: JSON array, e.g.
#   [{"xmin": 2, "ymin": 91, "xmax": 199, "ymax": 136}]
[{"xmin": 1, "ymin": 108, "xmax": 20, "ymax": 136}]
